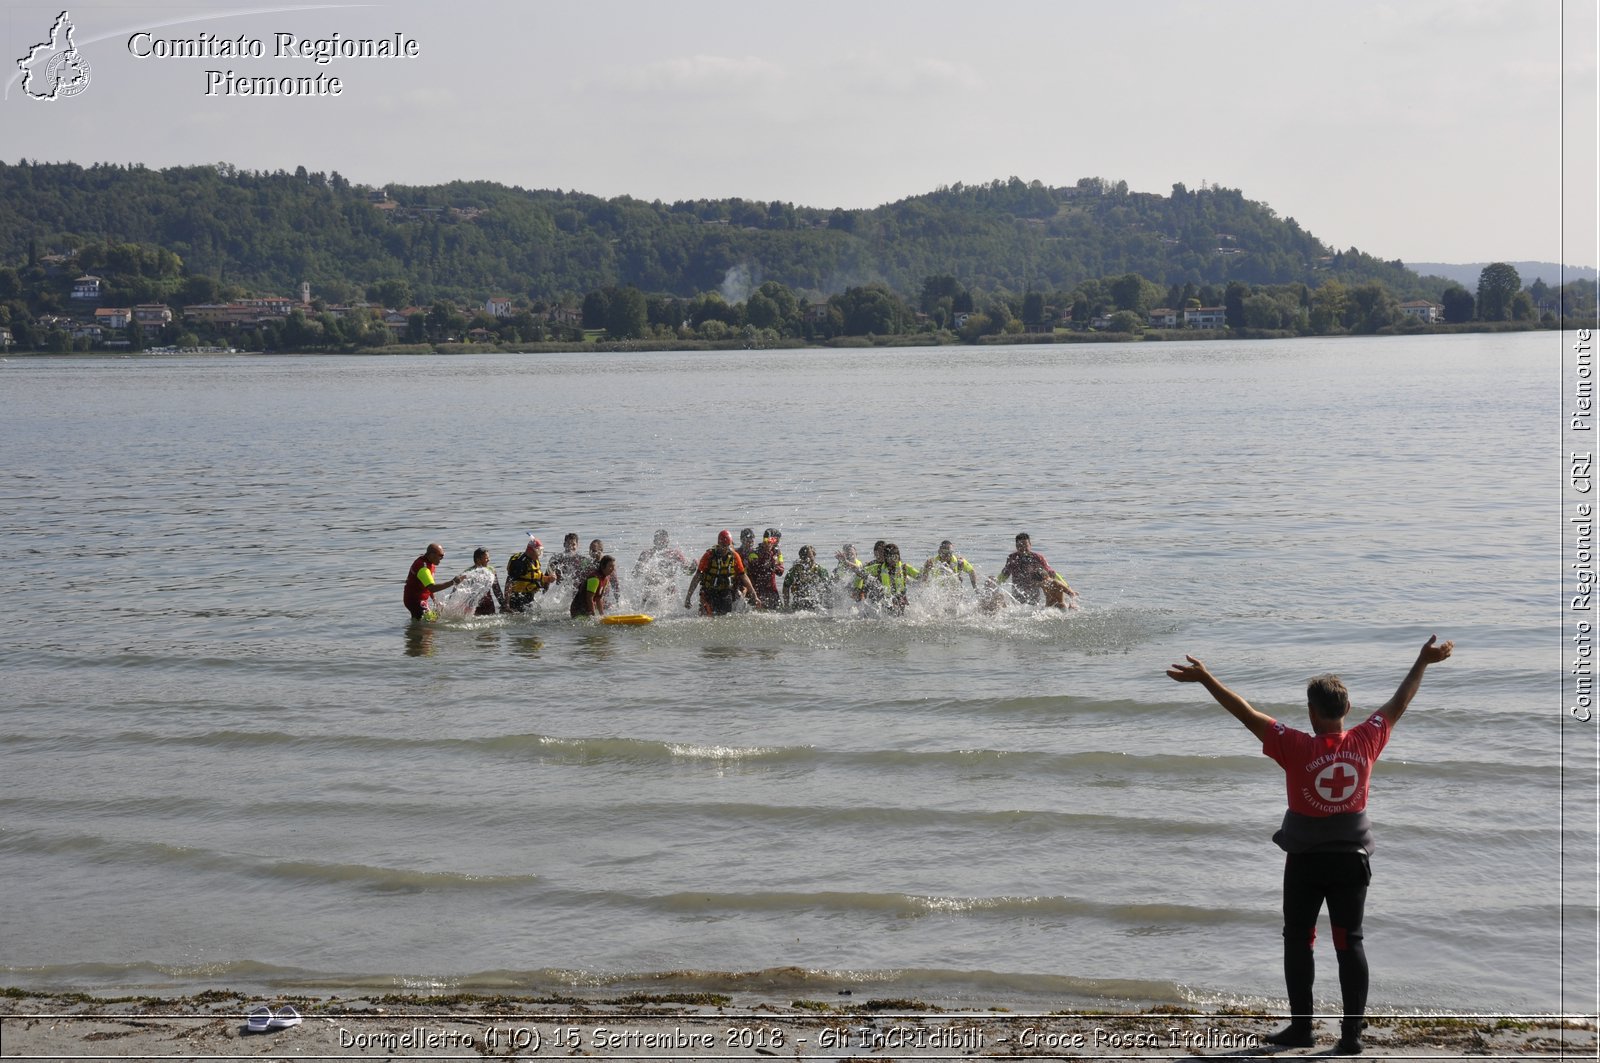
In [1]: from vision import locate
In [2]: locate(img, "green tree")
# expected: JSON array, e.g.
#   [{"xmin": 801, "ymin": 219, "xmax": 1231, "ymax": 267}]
[
  {"xmin": 1440, "ymin": 285, "xmax": 1474, "ymax": 323},
  {"xmin": 920, "ymin": 275, "xmax": 965, "ymax": 314},
  {"xmin": 1349, "ymin": 283, "xmax": 1399, "ymax": 333},
  {"xmin": 957, "ymin": 312, "xmax": 991, "ymax": 342},
  {"xmin": 835, "ymin": 284, "xmax": 907, "ymax": 335},
  {"xmin": 1309, "ymin": 280, "xmax": 1348, "ymax": 334},
  {"xmin": 1109, "ymin": 273, "xmax": 1146, "ymax": 312},
  {"xmin": 745, "ymin": 290, "xmax": 781, "ymax": 330},
  {"xmin": 581, "ymin": 289, "xmax": 611, "ymax": 329},
  {"xmin": 1224, "ymin": 281, "xmax": 1248, "ymax": 329},
  {"xmin": 1476, "ymin": 262, "xmax": 1521, "ymax": 321},
  {"xmin": 1021, "ymin": 290, "xmax": 1046, "ymax": 328},
  {"xmin": 371, "ymin": 278, "xmax": 411, "ymax": 310},
  {"xmin": 1107, "ymin": 310, "xmax": 1144, "ymax": 333},
  {"xmin": 605, "ymin": 285, "xmax": 647, "ymax": 339}
]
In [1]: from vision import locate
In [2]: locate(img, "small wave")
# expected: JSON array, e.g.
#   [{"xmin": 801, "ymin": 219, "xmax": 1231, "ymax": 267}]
[
  {"xmin": 0, "ymin": 829, "xmax": 537, "ymax": 895},
  {"xmin": 260, "ymin": 860, "xmax": 534, "ymax": 893},
  {"xmin": 0, "ymin": 961, "xmax": 1188, "ymax": 1009},
  {"xmin": 629, "ymin": 888, "xmax": 1253, "ymax": 928}
]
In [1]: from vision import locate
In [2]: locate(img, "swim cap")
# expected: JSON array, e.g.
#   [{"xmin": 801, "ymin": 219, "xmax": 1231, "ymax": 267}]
[{"xmin": 718, "ymin": 530, "xmax": 733, "ymax": 545}]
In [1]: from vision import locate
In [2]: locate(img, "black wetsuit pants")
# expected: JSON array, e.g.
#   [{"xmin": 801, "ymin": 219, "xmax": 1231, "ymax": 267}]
[{"xmin": 1281, "ymin": 851, "xmax": 1370, "ymax": 1032}]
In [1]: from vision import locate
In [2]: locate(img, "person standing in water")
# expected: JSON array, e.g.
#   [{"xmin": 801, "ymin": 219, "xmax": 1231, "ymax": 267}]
[
  {"xmin": 505, "ymin": 535, "xmax": 560, "ymax": 613},
  {"xmin": 920, "ymin": 539, "xmax": 979, "ymax": 592},
  {"xmin": 403, "ymin": 543, "xmax": 463, "ymax": 621},
  {"xmin": 1165, "ymin": 635, "xmax": 1455, "ymax": 1055},
  {"xmin": 996, "ymin": 532, "xmax": 1078, "ymax": 609},
  {"xmin": 585, "ymin": 538, "xmax": 621, "ymax": 602},
  {"xmin": 860, "ymin": 542, "xmax": 919, "ymax": 615},
  {"xmin": 782, "ymin": 545, "xmax": 833, "ymax": 611},
  {"xmin": 466, "ymin": 547, "xmax": 506, "ymax": 616},
  {"xmin": 551, "ymin": 532, "xmax": 585, "ymax": 585},
  {"xmin": 569, "ymin": 554, "xmax": 617, "ymax": 618},
  {"xmin": 745, "ymin": 530, "xmax": 786, "ymax": 610},
  {"xmin": 634, "ymin": 529, "xmax": 691, "ymax": 609},
  {"xmin": 685, "ymin": 530, "xmax": 760, "ymax": 616}
]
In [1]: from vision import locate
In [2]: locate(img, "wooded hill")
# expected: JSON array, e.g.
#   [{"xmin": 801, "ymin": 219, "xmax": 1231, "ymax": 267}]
[{"xmin": 0, "ymin": 160, "xmax": 1432, "ymax": 304}]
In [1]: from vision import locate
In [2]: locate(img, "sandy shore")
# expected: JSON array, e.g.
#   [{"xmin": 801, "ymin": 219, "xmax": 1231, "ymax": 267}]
[{"xmin": 0, "ymin": 990, "xmax": 1592, "ymax": 1061}]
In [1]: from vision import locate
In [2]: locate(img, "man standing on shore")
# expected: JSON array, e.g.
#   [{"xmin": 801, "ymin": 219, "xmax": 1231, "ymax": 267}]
[{"xmin": 1165, "ymin": 634, "xmax": 1455, "ymax": 1055}]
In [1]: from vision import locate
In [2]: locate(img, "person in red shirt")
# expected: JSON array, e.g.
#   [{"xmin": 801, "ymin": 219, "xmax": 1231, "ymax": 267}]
[
  {"xmin": 996, "ymin": 532, "xmax": 1078, "ymax": 609},
  {"xmin": 1166, "ymin": 634, "xmax": 1455, "ymax": 1055},
  {"xmin": 403, "ymin": 543, "xmax": 463, "ymax": 620},
  {"xmin": 684, "ymin": 530, "xmax": 760, "ymax": 616},
  {"xmin": 745, "ymin": 531, "xmax": 785, "ymax": 610}
]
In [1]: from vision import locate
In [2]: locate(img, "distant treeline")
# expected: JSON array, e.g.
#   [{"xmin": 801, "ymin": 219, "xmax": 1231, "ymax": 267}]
[
  {"xmin": 2, "ymin": 160, "xmax": 1439, "ymax": 301},
  {"xmin": 0, "ymin": 160, "xmax": 1594, "ymax": 353}
]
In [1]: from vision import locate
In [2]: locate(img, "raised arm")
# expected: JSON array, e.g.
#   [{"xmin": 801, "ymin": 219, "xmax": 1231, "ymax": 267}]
[
  {"xmin": 1166, "ymin": 655, "xmax": 1276, "ymax": 743},
  {"xmin": 1376, "ymin": 635, "xmax": 1454, "ymax": 726}
]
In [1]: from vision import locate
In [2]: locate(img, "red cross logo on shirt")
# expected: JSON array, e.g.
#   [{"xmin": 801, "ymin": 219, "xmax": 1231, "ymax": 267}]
[{"xmin": 1315, "ymin": 763, "xmax": 1360, "ymax": 804}]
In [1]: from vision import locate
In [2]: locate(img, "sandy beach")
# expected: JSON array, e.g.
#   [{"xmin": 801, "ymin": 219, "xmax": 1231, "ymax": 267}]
[{"xmin": 0, "ymin": 990, "xmax": 1592, "ymax": 1061}]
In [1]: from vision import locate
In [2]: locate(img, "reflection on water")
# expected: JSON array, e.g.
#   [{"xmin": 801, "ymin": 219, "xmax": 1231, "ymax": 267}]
[{"xmin": 403, "ymin": 622, "xmax": 435, "ymax": 658}]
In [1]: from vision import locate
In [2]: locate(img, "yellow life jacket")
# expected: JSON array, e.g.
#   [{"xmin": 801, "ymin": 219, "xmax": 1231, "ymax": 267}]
[
  {"xmin": 704, "ymin": 551, "xmax": 740, "ymax": 591},
  {"xmin": 506, "ymin": 552, "xmax": 548, "ymax": 595}
]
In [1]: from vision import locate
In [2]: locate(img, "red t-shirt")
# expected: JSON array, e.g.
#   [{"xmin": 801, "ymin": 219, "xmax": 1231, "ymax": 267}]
[{"xmin": 1261, "ymin": 711, "xmax": 1390, "ymax": 817}]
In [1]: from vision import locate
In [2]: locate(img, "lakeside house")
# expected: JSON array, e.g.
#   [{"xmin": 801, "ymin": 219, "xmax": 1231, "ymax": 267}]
[
  {"xmin": 1184, "ymin": 305, "xmax": 1226, "ymax": 329},
  {"xmin": 133, "ymin": 304, "xmax": 173, "ymax": 329},
  {"xmin": 1399, "ymin": 300, "xmax": 1443, "ymax": 323},
  {"xmin": 485, "ymin": 296, "xmax": 514, "ymax": 319},
  {"xmin": 184, "ymin": 298, "xmax": 296, "ymax": 328},
  {"xmin": 71, "ymin": 275, "xmax": 102, "ymax": 300},
  {"xmin": 95, "ymin": 307, "xmax": 132, "ymax": 329}
]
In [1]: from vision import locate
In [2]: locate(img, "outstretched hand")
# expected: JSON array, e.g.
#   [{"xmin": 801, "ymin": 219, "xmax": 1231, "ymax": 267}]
[
  {"xmin": 1165, "ymin": 655, "xmax": 1212, "ymax": 683},
  {"xmin": 1419, "ymin": 634, "xmax": 1454, "ymax": 664}
]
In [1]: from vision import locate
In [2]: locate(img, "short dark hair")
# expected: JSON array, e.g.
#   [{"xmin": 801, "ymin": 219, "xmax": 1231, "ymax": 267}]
[{"xmin": 1306, "ymin": 674, "xmax": 1350, "ymax": 720}]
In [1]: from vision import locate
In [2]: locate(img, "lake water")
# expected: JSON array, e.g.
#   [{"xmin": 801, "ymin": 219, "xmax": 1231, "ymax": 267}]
[{"xmin": 1, "ymin": 331, "xmax": 1594, "ymax": 1017}]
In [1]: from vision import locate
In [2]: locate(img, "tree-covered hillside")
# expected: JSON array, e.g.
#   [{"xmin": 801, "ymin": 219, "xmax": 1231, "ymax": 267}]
[{"xmin": 0, "ymin": 161, "xmax": 1428, "ymax": 303}]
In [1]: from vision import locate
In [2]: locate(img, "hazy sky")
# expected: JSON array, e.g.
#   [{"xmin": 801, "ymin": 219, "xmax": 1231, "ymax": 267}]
[{"xmin": 3, "ymin": 0, "xmax": 1596, "ymax": 268}]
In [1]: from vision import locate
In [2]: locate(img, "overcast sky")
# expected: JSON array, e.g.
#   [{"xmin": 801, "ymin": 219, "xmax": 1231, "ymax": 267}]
[{"xmin": 3, "ymin": 0, "xmax": 1595, "ymax": 268}]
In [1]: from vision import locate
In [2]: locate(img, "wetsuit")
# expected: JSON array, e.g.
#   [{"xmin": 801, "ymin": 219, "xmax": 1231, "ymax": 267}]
[
  {"xmin": 403, "ymin": 554, "xmax": 439, "ymax": 620},
  {"xmin": 923, "ymin": 553, "xmax": 976, "ymax": 588},
  {"xmin": 861, "ymin": 560, "xmax": 919, "ymax": 614},
  {"xmin": 997, "ymin": 549, "xmax": 1061, "ymax": 604},
  {"xmin": 695, "ymin": 548, "xmax": 746, "ymax": 616},
  {"xmin": 782, "ymin": 560, "xmax": 833, "ymax": 611},
  {"xmin": 745, "ymin": 545, "xmax": 785, "ymax": 610},
  {"xmin": 834, "ymin": 558, "xmax": 865, "ymax": 601},
  {"xmin": 469, "ymin": 566, "xmax": 505, "ymax": 616},
  {"xmin": 1262, "ymin": 711, "xmax": 1391, "ymax": 1043},
  {"xmin": 569, "ymin": 571, "xmax": 612, "ymax": 618}
]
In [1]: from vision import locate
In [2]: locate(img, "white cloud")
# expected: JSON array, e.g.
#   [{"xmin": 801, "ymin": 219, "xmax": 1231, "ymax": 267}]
[
  {"xmin": 824, "ymin": 51, "xmax": 983, "ymax": 95},
  {"xmin": 604, "ymin": 54, "xmax": 786, "ymax": 96}
]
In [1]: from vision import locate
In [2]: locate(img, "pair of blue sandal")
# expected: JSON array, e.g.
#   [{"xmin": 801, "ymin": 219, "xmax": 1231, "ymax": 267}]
[{"xmin": 245, "ymin": 1005, "xmax": 301, "ymax": 1033}]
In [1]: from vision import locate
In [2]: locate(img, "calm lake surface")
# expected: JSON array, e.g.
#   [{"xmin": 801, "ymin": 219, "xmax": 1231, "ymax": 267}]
[{"xmin": 1, "ymin": 331, "xmax": 1594, "ymax": 1015}]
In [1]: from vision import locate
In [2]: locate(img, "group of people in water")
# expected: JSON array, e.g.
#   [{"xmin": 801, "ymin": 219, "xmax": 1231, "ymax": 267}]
[{"xmin": 403, "ymin": 528, "xmax": 1079, "ymax": 621}]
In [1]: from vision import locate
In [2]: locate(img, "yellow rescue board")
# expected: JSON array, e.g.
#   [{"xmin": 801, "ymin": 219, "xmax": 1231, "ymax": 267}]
[{"xmin": 601, "ymin": 614, "xmax": 654, "ymax": 625}]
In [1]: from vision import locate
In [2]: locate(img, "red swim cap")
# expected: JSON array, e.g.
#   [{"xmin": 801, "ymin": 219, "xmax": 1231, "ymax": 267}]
[{"xmin": 717, "ymin": 529, "xmax": 733, "ymax": 545}]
